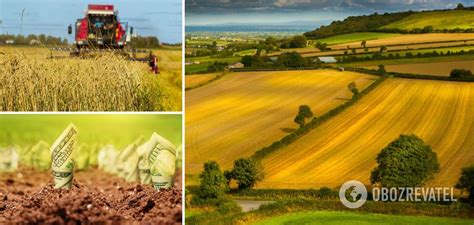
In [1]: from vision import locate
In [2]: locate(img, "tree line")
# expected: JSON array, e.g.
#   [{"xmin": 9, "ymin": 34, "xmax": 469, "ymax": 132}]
[
  {"xmin": 0, "ymin": 34, "xmax": 67, "ymax": 46},
  {"xmin": 304, "ymin": 4, "xmax": 474, "ymax": 39}
]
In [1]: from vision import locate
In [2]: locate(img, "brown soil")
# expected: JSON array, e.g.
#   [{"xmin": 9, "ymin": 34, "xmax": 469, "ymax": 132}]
[{"xmin": 0, "ymin": 168, "xmax": 182, "ymax": 224}]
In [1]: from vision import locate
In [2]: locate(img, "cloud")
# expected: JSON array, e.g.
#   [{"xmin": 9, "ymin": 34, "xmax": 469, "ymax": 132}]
[{"xmin": 186, "ymin": 0, "xmax": 472, "ymax": 14}]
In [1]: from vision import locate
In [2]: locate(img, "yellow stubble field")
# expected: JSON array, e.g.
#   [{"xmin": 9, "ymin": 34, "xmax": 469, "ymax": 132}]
[
  {"xmin": 330, "ymin": 33, "xmax": 474, "ymax": 50},
  {"xmin": 261, "ymin": 78, "xmax": 474, "ymax": 189},
  {"xmin": 185, "ymin": 69, "xmax": 376, "ymax": 174}
]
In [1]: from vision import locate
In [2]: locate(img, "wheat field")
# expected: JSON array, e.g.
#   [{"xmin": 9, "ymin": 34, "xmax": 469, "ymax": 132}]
[
  {"xmin": 260, "ymin": 78, "xmax": 474, "ymax": 189},
  {"xmin": 185, "ymin": 69, "xmax": 375, "ymax": 173},
  {"xmin": 0, "ymin": 47, "xmax": 181, "ymax": 111}
]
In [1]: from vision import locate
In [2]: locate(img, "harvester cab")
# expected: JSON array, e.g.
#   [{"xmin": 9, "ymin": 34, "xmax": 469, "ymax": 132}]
[{"xmin": 68, "ymin": 4, "xmax": 132, "ymax": 49}]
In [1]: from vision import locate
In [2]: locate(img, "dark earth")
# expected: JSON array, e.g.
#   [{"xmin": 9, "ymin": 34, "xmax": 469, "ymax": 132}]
[{"xmin": 0, "ymin": 167, "xmax": 182, "ymax": 224}]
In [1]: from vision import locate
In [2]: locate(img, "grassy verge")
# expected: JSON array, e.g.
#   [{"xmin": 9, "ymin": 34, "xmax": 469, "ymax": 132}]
[{"xmin": 253, "ymin": 210, "xmax": 474, "ymax": 225}]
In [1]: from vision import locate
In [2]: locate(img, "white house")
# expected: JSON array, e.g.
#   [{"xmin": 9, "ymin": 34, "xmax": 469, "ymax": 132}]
[
  {"xmin": 229, "ymin": 62, "xmax": 244, "ymax": 69},
  {"xmin": 318, "ymin": 56, "xmax": 337, "ymax": 63}
]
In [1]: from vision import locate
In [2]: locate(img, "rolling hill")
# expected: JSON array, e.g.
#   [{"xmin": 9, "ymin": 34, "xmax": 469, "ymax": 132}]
[
  {"xmin": 185, "ymin": 70, "xmax": 376, "ymax": 174},
  {"xmin": 260, "ymin": 78, "xmax": 474, "ymax": 189},
  {"xmin": 382, "ymin": 10, "xmax": 474, "ymax": 31}
]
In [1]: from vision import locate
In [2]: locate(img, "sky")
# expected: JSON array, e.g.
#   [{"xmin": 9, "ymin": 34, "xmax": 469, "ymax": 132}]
[
  {"xmin": 186, "ymin": 0, "xmax": 474, "ymax": 26},
  {"xmin": 0, "ymin": 0, "xmax": 182, "ymax": 43}
]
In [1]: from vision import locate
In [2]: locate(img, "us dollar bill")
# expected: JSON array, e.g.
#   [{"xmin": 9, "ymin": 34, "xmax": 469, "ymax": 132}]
[
  {"xmin": 50, "ymin": 123, "xmax": 78, "ymax": 189},
  {"xmin": 137, "ymin": 132, "xmax": 176, "ymax": 189}
]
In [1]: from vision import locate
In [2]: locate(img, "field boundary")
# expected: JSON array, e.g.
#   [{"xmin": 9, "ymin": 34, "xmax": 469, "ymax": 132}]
[
  {"xmin": 185, "ymin": 72, "xmax": 228, "ymax": 91},
  {"xmin": 346, "ymin": 67, "xmax": 474, "ymax": 82},
  {"xmin": 251, "ymin": 71, "xmax": 387, "ymax": 160}
]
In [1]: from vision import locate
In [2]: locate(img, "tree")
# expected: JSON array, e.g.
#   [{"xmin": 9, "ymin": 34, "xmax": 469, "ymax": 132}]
[
  {"xmin": 197, "ymin": 161, "xmax": 228, "ymax": 199},
  {"xmin": 364, "ymin": 48, "xmax": 369, "ymax": 53},
  {"xmin": 380, "ymin": 45, "xmax": 387, "ymax": 53},
  {"xmin": 289, "ymin": 35, "xmax": 307, "ymax": 48},
  {"xmin": 294, "ymin": 113, "xmax": 305, "ymax": 127},
  {"xmin": 277, "ymin": 52, "xmax": 308, "ymax": 68},
  {"xmin": 450, "ymin": 69, "xmax": 473, "ymax": 79},
  {"xmin": 370, "ymin": 134, "xmax": 440, "ymax": 188},
  {"xmin": 378, "ymin": 64, "xmax": 386, "ymax": 74},
  {"xmin": 351, "ymin": 48, "xmax": 356, "ymax": 54},
  {"xmin": 229, "ymin": 158, "xmax": 263, "ymax": 190},
  {"xmin": 456, "ymin": 3, "xmax": 465, "ymax": 10},
  {"xmin": 455, "ymin": 165, "xmax": 474, "ymax": 205},
  {"xmin": 299, "ymin": 105, "xmax": 313, "ymax": 118},
  {"xmin": 361, "ymin": 40, "xmax": 367, "ymax": 48},
  {"xmin": 347, "ymin": 82, "xmax": 359, "ymax": 99},
  {"xmin": 315, "ymin": 42, "xmax": 328, "ymax": 51},
  {"xmin": 241, "ymin": 55, "xmax": 253, "ymax": 67}
]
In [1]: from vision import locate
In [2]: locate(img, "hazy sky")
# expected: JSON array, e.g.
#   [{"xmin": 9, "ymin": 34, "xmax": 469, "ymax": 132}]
[
  {"xmin": 0, "ymin": 0, "xmax": 182, "ymax": 43},
  {"xmin": 186, "ymin": 0, "xmax": 473, "ymax": 25}
]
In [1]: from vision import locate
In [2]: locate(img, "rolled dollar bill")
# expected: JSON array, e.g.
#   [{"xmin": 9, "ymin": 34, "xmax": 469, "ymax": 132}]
[
  {"xmin": 143, "ymin": 133, "xmax": 176, "ymax": 189},
  {"xmin": 0, "ymin": 146, "xmax": 19, "ymax": 172},
  {"xmin": 50, "ymin": 123, "xmax": 78, "ymax": 189}
]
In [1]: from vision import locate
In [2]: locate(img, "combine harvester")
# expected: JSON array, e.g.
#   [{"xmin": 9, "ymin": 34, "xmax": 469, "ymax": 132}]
[{"xmin": 52, "ymin": 4, "xmax": 151, "ymax": 62}]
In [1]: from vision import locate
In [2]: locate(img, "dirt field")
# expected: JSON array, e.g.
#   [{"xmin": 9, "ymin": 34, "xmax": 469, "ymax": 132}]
[
  {"xmin": 330, "ymin": 33, "xmax": 474, "ymax": 49},
  {"xmin": 0, "ymin": 168, "xmax": 182, "ymax": 224},
  {"xmin": 364, "ymin": 60, "xmax": 474, "ymax": 76},
  {"xmin": 185, "ymin": 73, "xmax": 220, "ymax": 89},
  {"xmin": 261, "ymin": 78, "xmax": 474, "ymax": 189},
  {"xmin": 185, "ymin": 70, "xmax": 376, "ymax": 174}
]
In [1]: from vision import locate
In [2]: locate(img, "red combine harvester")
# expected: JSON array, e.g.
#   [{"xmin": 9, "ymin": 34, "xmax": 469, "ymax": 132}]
[
  {"xmin": 61, "ymin": 4, "xmax": 150, "ymax": 62},
  {"xmin": 68, "ymin": 4, "xmax": 130, "ymax": 49}
]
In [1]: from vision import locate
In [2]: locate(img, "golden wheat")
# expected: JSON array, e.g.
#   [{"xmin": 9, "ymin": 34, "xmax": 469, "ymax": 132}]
[{"xmin": 0, "ymin": 51, "xmax": 167, "ymax": 111}]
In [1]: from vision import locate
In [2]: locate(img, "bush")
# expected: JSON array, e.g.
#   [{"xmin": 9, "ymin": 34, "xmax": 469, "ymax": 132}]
[
  {"xmin": 228, "ymin": 158, "xmax": 264, "ymax": 190},
  {"xmin": 196, "ymin": 161, "xmax": 228, "ymax": 200},
  {"xmin": 371, "ymin": 134, "xmax": 440, "ymax": 188},
  {"xmin": 455, "ymin": 165, "xmax": 474, "ymax": 205},
  {"xmin": 450, "ymin": 69, "xmax": 473, "ymax": 79}
]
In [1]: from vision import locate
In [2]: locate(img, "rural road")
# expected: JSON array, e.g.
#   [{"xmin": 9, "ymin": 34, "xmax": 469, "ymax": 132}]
[{"xmin": 235, "ymin": 200, "xmax": 275, "ymax": 212}]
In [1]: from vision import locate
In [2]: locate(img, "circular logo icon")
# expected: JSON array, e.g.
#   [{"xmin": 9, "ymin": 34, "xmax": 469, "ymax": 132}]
[{"xmin": 339, "ymin": 180, "xmax": 367, "ymax": 209}]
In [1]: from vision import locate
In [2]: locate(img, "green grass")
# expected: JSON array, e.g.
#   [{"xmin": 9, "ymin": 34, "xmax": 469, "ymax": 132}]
[
  {"xmin": 0, "ymin": 114, "xmax": 182, "ymax": 149},
  {"xmin": 185, "ymin": 56, "xmax": 242, "ymax": 74},
  {"xmin": 315, "ymin": 33, "xmax": 401, "ymax": 45},
  {"xmin": 253, "ymin": 211, "xmax": 474, "ymax": 225},
  {"xmin": 340, "ymin": 45, "xmax": 474, "ymax": 59},
  {"xmin": 382, "ymin": 10, "xmax": 474, "ymax": 30}
]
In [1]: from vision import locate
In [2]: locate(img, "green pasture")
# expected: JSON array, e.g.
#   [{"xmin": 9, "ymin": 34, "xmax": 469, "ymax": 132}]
[{"xmin": 382, "ymin": 10, "xmax": 474, "ymax": 30}]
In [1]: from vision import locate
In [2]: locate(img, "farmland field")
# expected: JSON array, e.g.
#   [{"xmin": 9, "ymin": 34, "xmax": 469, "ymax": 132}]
[
  {"xmin": 253, "ymin": 211, "xmax": 474, "ymax": 225},
  {"xmin": 330, "ymin": 33, "xmax": 474, "ymax": 50},
  {"xmin": 0, "ymin": 46, "xmax": 182, "ymax": 111},
  {"xmin": 363, "ymin": 60, "xmax": 474, "ymax": 77},
  {"xmin": 315, "ymin": 32, "xmax": 401, "ymax": 45},
  {"xmin": 261, "ymin": 78, "xmax": 474, "ymax": 189},
  {"xmin": 382, "ymin": 10, "xmax": 474, "ymax": 31},
  {"xmin": 185, "ymin": 69, "xmax": 376, "ymax": 173},
  {"xmin": 185, "ymin": 73, "xmax": 221, "ymax": 89}
]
